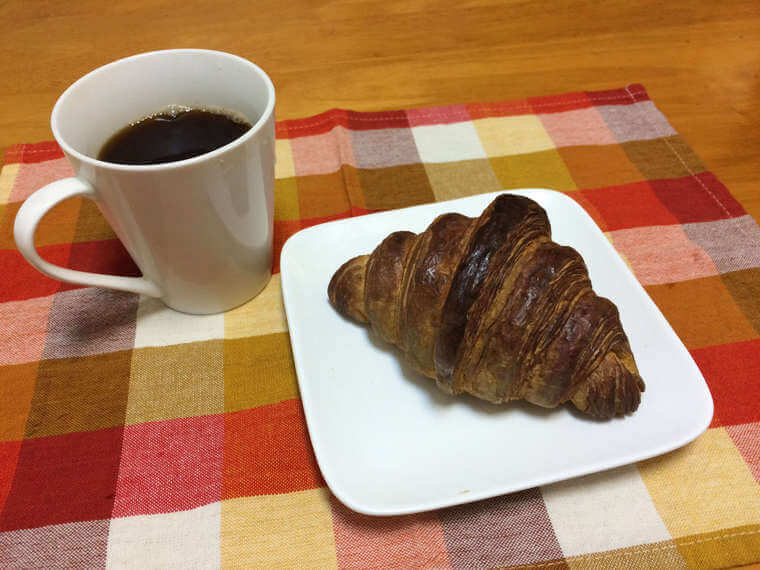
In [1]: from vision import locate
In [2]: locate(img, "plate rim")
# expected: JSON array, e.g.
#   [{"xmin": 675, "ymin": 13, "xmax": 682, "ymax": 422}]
[{"xmin": 280, "ymin": 188, "xmax": 714, "ymax": 516}]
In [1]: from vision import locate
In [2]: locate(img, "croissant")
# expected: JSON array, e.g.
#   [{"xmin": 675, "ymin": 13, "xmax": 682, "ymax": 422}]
[{"xmin": 328, "ymin": 194, "xmax": 645, "ymax": 419}]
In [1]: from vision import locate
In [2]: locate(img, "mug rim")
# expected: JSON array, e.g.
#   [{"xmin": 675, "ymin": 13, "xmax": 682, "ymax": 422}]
[{"xmin": 50, "ymin": 48, "xmax": 276, "ymax": 172}]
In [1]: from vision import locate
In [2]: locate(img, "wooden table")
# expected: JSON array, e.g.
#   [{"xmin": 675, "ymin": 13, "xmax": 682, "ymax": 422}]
[{"xmin": 2, "ymin": 0, "xmax": 758, "ymax": 219}]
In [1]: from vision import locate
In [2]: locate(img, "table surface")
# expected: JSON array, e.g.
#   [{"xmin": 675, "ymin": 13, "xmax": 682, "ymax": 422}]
[{"xmin": 1, "ymin": 0, "xmax": 758, "ymax": 218}]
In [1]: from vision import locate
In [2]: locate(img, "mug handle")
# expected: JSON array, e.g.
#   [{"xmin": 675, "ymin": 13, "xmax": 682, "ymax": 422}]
[{"xmin": 14, "ymin": 177, "xmax": 162, "ymax": 298}]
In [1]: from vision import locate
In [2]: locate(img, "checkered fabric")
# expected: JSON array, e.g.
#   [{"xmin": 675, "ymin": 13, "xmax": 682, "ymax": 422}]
[{"xmin": 1, "ymin": 85, "xmax": 759, "ymax": 568}]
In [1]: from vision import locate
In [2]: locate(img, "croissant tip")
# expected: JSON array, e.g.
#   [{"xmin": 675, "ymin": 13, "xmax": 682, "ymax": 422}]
[
  {"xmin": 328, "ymin": 255, "xmax": 370, "ymax": 323},
  {"xmin": 571, "ymin": 352, "xmax": 645, "ymax": 419}
]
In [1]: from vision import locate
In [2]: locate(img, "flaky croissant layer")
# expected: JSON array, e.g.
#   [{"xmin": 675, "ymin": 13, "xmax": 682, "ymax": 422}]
[{"xmin": 328, "ymin": 194, "xmax": 645, "ymax": 419}]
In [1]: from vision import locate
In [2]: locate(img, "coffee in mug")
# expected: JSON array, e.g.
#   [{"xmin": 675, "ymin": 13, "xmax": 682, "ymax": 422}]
[{"xmin": 99, "ymin": 106, "xmax": 253, "ymax": 165}]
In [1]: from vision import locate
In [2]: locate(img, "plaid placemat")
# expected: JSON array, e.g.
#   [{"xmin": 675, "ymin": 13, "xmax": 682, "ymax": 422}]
[{"xmin": 1, "ymin": 84, "xmax": 759, "ymax": 568}]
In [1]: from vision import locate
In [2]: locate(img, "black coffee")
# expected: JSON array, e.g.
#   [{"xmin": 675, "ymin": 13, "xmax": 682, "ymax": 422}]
[{"xmin": 98, "ymin": 107, "xmax": 252, "ymax": 165}]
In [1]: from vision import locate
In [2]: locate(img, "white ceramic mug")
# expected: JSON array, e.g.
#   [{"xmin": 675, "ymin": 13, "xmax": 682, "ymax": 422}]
[{"xmin": 14, "ymin": 49, "xmax": 275, "ymax": 314}]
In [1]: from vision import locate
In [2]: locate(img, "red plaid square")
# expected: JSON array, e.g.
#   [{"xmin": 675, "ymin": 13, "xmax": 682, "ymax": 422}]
[
  {"xmin": 223, "ymin": 399, "xmax": 323, "ymax": 498},
  {"xmin": 650, "ymin": 173, "xmax": 745, "ymax": 224},
  {"xmin": 113, "ymin": 415, "xmax": 223, "ymax": 517},
  {"xmin": 273, "ymin": 220, "xmax": 300, "ymax": 274},
  {"xmin": 579, "ymin": 181, "xmax": 679, "ymax": 231},
  {"xmin": 0, "ymin": 428, "xmax": 123, "ymax": 531},
  {"xmin": 0, "ymin": 245, "xmax": 70, "ymax": 302},
  {"xmin": 0, "ymin": 441, "xmax": 21, "ymax": 513},
  {"xmin": 3, "ymin": 142, "xmax": 64, "ymax": 165},
  {"xmin": 62, "ymin": 239, "xmax": 140, "ymax": 290},
  {"xmin": 691, "ymin": 339, "xmax": 760, "ymax": 427},
  {"xmin": 347, "ymin": 109, "xmax": 409, "ymax": 131}
]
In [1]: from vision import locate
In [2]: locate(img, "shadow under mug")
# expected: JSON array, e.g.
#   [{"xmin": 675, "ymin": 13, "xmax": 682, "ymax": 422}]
[{"xmin": 14, "ymin": 49, "xmax": 276, "ymax": 315}]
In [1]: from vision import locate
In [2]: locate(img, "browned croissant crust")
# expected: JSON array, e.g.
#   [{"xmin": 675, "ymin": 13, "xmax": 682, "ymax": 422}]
[{"xmin": 328, "ymin": 194, "xmax": 645, "ymax": 419}]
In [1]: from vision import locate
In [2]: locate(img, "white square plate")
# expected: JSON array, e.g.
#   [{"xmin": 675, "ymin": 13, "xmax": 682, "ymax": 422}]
[{"xmin": 280, "ymin": 189, "xmax": 713, "ymax": 516}]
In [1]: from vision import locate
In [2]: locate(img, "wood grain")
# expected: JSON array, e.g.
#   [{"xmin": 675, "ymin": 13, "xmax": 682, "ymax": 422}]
[{"xmin": 1, "ymin": 0, "xmax": 757, "ymax": 218}]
